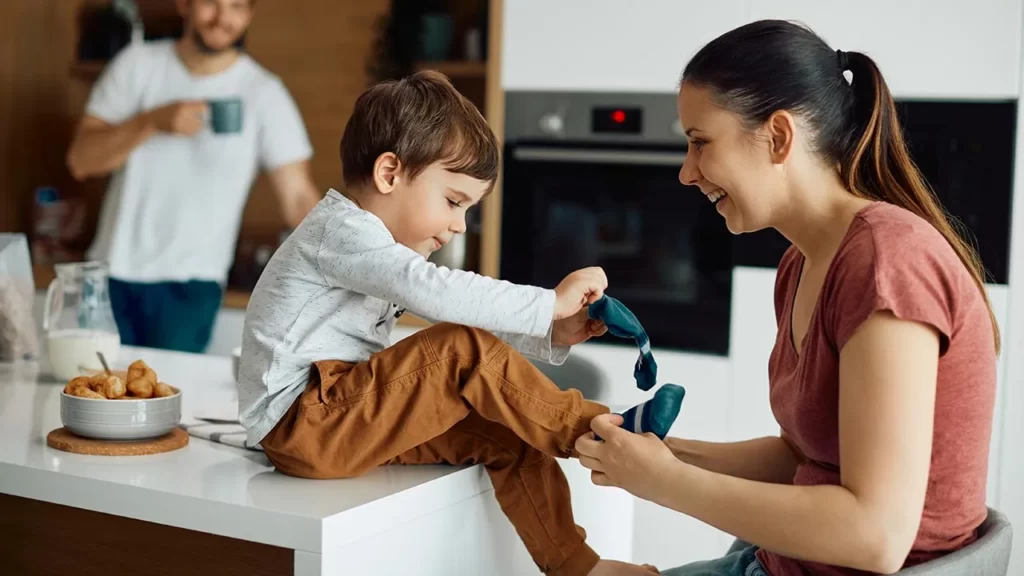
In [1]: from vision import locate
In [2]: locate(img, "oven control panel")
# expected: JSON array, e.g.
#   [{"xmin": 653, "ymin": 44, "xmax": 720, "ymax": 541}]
[
  {"xmin": 507, "ymin": 91, "xmax": 685, "ymax": 145},
  {"xmin": 591, "ymin": 107, "xmax": 642, "ymax": 134}
]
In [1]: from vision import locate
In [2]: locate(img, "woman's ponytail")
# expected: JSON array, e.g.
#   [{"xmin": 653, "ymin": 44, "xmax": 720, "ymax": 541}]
[{"xmin": 841, "ymin": 51, "xmax": 1000, "ymax": 352}]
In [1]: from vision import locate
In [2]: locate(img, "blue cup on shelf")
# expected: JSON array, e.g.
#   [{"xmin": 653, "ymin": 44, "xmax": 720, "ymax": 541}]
[{"xmin": 420, "ymin": 13, "xmax": 454, "ymax": 61}]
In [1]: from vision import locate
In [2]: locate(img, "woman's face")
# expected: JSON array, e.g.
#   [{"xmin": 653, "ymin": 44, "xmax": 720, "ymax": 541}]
[{"xmin": 676, "ymin": 82, "xmax": 785, "ymax": 235}]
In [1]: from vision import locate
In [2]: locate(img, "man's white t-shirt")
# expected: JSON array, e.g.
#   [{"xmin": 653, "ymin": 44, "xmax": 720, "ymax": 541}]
[{"xmin": 85, "ymin": 40, "xmax": 313, "ymax": 284}]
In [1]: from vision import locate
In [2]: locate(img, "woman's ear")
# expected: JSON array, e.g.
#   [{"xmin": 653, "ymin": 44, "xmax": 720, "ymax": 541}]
[
  {"xmin": 765, "ymin": 110, "xmax": 796, "ymax": 165},
  {"xmin": 372, "ymin": 152, "xmax": 402, "ymax": 194}
]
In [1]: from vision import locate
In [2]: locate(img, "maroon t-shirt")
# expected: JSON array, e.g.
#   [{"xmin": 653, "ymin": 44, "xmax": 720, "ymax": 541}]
[{"xmin": 756, "ymin": 202, "xmax": 997, "ymax": 576}]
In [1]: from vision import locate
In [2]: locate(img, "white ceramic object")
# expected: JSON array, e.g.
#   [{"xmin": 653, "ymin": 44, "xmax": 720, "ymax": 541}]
[
  {"xmin": 60, "ymin": 390, "xmax": 182, "ymax": 440},
  {"xmin": 231, "ymin": 346, "xmax": 241, "ymax": 382}
]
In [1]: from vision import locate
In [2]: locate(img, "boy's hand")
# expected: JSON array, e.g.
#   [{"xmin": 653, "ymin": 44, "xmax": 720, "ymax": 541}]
[
  {"xmin": 553, "ymin": 267, "xmax": 607, "ymax": 320},
  {"xmin": 553, "ymin": 308, "xmax": 608, "ymax": 347}
]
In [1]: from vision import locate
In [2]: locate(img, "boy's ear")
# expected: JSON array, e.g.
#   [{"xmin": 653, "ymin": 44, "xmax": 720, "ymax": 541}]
[{"xmin": 372, "ymin": 152, "xmax": 402, "ymax": 195}]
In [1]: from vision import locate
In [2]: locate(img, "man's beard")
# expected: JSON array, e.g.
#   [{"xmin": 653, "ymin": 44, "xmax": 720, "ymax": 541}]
[{"xmin": 191, "ymin": 28, "xmax": 240, "ymax": 54}]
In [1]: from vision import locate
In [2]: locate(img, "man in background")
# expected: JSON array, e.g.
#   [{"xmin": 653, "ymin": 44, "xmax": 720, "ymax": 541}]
[{"xmin": 67, "ymin": 0, "xmax": 320, "ymax": 353}]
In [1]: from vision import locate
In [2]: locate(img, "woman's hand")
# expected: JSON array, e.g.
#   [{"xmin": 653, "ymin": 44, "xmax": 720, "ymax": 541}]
[
  {"xmin": 552, "ymin": 307, "xmax": 607, "ymax": 347},
  {"xmin": 575, "ymin": 414, "xmax": 681, "ymax": 503}
]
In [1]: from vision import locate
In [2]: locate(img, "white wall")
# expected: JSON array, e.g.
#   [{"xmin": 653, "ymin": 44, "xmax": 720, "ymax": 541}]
[
  {"xmin": 748, "ymin": 0, "xmax": 1022, "ymax": 99},
  {"xmin": 997, "ymin": 5, "xmax": 1024, "ymax": 571},
  {"xmin": 503, "ymin": 0, "xmax": 1022, "ymax": 99},
  {"xmin": 502, "ymin": 0, "xmax": 748, "ymax": 92}
]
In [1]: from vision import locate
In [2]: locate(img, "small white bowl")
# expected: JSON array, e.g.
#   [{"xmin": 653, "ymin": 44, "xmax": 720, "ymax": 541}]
[{"xmin": 60, "ymin": 390, "xmax": 182, "ymax": 441}]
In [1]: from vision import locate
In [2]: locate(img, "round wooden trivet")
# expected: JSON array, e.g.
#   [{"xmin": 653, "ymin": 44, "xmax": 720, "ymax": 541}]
[{"xmin": 46, "ymin": 427, "xmax": 188, "ymax": 456}]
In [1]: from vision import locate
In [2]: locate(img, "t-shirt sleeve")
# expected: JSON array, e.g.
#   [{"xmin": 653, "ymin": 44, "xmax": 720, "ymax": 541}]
[
  {"xmin": 85, "ymin": 44, "xmax": 146, "ymax": 124},
  {"xmin": 255, "ymin": 77, "xmax": 313, "ymax": 170},
  {"xmin": 823, "ymin": 226, "xmax": 955, "ymax": 355}
]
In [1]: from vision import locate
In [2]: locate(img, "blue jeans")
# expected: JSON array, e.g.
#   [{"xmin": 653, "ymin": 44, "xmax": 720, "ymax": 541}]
[
  {"xmin": 661, "ymin": 544, "xmax": 768, "ymax": 576},
  {"xmin": 108, "ymin": 278, "xmax": 222, "ymax": 353}
]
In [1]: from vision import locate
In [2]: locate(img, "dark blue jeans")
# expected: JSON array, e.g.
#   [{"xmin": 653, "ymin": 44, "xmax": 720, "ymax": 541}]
[
  {"xmin": 108, "ymin": 278, "xmax": 222, "ymax": 353},
  {"xmin": 662, "ymin": 543, "xmax": 767, "ymax": 576}
]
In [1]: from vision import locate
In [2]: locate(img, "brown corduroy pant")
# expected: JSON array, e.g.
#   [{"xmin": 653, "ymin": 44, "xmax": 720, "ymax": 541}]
[{"xmin": 260, "ymin": 322, "xmax": 610, "ymax": 576}]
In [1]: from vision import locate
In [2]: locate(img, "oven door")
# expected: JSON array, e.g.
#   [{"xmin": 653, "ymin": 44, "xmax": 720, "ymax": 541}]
[{"xmin": 501, "ymin": 143, "xmax": 734, "ymax": 355}]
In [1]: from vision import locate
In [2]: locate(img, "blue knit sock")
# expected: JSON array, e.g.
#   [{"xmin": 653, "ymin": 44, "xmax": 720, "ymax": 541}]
[
  {"xmin": 588, "ymin": 295, "xmax": 657, "ymax": 391},
  {"xmin": 598, "ymin": 384, "xmax": 685, "ymax": 441}
]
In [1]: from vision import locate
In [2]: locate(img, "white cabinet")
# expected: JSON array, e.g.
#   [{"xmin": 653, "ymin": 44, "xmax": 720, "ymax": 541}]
[
  {"xmin": 502, "ymin": 0, "xmax": 748, "ymax": 92},
  {"xmin": 503, "ymin": 1, "xmax": 1022, "ymax": 98},
  {"xmin": 748, "ymin": 0, "xmax": 1022, "ymax": 99},
  {"xmin": 986, "ymin": 285, "xmax": 1011, "ymax": 508},
  {"xmin": 727, "ymin": 267, "xmax": 782, "ymax": 443}
]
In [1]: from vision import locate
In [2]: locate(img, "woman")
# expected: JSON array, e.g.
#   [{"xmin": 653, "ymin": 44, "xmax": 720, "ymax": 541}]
[{"xmin": 576, "ymin": 20, "xmax": 999, "ymax": 576}]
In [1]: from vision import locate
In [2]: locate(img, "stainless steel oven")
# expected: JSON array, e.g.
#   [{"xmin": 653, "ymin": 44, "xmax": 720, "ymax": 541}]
[{"xmin": 501, "ymin": 92, "xmax": 733, "ymax": 355}]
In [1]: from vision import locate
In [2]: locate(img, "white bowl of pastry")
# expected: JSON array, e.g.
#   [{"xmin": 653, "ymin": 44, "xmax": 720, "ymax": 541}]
[{"xmin": 60, "ymin": 360, "xmax": 181, "ymax": 441}]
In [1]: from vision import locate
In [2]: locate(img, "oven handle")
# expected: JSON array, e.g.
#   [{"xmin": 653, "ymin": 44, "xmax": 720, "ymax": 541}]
[{"xmin": 512, "ymin": 146, "xmax": 687, "ymax": 166}]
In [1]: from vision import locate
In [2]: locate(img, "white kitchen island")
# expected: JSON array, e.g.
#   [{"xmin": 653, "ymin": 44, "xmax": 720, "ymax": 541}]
[{"xmin": 0, "ymin": 345, "xmax": 653, "ymax": 576}]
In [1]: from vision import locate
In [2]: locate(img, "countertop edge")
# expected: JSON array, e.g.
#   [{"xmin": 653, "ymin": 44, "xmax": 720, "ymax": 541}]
[
  {"xmin": 0, "ymin": 460, "xmax": 323, "ymax": 552},
  {"xmin": 0, "ymin": 459, "xmax": 494, "ymax": 554}
]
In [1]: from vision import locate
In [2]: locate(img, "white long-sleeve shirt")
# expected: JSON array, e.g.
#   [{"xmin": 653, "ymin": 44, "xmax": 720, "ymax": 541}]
[{"xmin": 238, "ymin": 189, "xmax": 567, "ymax": 444}]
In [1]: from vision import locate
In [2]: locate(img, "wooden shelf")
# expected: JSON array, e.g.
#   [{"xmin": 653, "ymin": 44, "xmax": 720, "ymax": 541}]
[
  {"xmin": 222, "ymin": 290, "xmax": 252, "ymax": 310},
  {"xmin": 32, "ymin": 265, "xmax": 56, "ymax": 291},
  {"xmin": 69, "ymin": 60, "xmax": 107, "ymax": 82},
  {"xmin": 415, "ymin": 60, "xmax": 487, "ymax": 78}
]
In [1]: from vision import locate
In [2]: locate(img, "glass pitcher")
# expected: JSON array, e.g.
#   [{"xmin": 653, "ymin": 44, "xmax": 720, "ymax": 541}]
[{"xmin": 43, "ymin": 261, "xmax": 121, "ymax": 382}]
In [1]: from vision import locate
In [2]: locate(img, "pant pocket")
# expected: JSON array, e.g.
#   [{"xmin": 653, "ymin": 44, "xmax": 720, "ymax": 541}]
[{"xmin": 297, "ymin": 365, "xmax": 328, "ymax": 407}]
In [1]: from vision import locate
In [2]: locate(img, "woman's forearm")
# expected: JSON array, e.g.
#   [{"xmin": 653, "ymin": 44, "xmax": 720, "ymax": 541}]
[
  {"xmin": 666, "ymin": 436, "xmax": 801, "ymax": 484},
  {"xmin": 656, "ymin": 461, "xmax": 902, "ymax": 574}
]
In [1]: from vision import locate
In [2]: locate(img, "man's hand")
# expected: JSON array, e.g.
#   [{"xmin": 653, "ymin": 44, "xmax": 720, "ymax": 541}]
[
  {"xmin": 552, "ymin": 307, "xmax": 607, "ymax": 347},
  {"xmin": 147, "ymin": 101, "xmax": 208, "ymax": 136}
]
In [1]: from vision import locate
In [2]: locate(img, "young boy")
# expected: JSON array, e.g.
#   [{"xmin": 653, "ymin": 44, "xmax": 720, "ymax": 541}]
[{"xmin": 237, "ymin": 72, "xmax": 659, "ymax": 576}]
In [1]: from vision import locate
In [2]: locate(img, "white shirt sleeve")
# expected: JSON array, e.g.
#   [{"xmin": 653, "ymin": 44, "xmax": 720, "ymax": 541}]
[
  {"xmin": 85, "ymin": 44, "xmax": 146, "ymax": 125},
  {"xmin": 255, "ymin": 77, "xmax": 313, "ymax": 170},
  {"xmin": 492, "ymin": 327, "xmax": 571, "ymax": 365},
  {"xmin": 318, "ymin": 213, "xmax": 556, "ymax": 338}
]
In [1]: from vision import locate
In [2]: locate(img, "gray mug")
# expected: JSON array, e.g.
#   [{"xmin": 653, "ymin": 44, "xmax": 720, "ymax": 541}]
[{"xmin": 209, "ymin": 98, "xmax": 243, "ymax": 134}]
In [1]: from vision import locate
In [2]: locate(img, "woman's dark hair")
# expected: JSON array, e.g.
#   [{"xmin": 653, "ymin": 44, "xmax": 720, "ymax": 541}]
[{"xmin": 682, "ymin": 19, "xmax": 999, "ymax": 352}]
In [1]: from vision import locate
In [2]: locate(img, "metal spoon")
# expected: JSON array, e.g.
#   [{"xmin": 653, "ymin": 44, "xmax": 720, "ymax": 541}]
[{"xmin": 96, "ymin": 351, "xmax": 112, "ymax": 374}]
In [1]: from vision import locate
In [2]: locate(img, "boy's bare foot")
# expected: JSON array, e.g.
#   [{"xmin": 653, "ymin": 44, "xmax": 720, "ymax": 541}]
[{"xmin": 588, "ymin": 559, "xmax": 660, "ymax": 575}]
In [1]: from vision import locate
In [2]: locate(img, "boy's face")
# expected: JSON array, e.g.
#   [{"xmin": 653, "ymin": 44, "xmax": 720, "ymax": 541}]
[{"xmin": 389, "ymin": 163, "xmax": 490, "ymax": 257}]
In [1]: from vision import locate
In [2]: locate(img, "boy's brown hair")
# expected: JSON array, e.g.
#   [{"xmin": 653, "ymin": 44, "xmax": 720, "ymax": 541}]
[{"xmin": 340, "ymin": 71, "xmax": 499, "ymax": 190}]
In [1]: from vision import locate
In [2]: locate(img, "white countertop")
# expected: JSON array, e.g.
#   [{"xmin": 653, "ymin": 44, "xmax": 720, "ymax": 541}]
[{"xmin": 0, "ymin": 347, "xmax": 492, "ymax": 555}]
